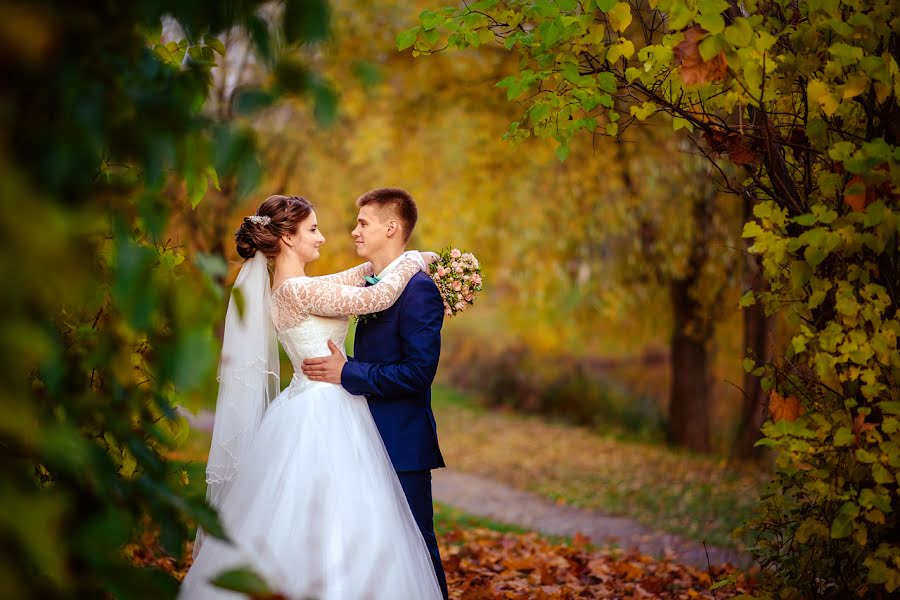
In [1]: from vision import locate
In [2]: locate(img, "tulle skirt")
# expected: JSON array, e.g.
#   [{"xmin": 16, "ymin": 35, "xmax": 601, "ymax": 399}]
[{"xmin": 178, "ymin": 381, "xmax": 443, "ymax": 600}]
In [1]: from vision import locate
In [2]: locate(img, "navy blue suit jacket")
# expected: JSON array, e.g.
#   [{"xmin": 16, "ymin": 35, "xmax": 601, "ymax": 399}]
[{"xmin": 341, "ymin": 271, "xmax": 446, "ymax": 472}]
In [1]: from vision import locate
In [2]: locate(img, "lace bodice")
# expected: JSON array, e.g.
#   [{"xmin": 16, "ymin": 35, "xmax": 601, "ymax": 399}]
[{"xmin": 271, "ymin": 254, "xmax": 423, "ymax": 380}]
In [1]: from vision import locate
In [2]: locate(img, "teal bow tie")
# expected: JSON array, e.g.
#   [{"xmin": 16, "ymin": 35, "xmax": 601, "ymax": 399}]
[{"xmin": 364, "ymin": 274, "xmax": 381, "ymax": 285}]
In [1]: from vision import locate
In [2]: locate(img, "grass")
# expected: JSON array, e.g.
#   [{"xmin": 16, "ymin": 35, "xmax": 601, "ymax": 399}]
[
  {"xmin": 433, "ymin": 502, "xmax": 527, "ymax": 537},
  {"xmin": 431, "ymin": 385, "xmax": 768, "ymax": 550}
]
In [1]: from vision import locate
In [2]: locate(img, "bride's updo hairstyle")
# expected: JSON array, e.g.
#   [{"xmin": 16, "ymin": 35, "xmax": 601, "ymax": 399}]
[{"xmin": 235, "ymin": 195, "xmax": 313, "ymax": 259}]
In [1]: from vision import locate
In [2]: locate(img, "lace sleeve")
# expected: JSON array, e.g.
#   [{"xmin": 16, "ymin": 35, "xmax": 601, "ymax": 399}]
[
  {"xmin": 314, "ymin": 262, "xmax": 374, "ymax": 286},
  {"xmin": 277, "ymin": 254, "xmax": 423, "ymax": 319}
]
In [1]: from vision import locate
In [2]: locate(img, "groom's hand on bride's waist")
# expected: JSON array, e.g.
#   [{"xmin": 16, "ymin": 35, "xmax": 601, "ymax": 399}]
[{"xmin": 302, "ymin": 340, "xmax": 346, "ymax": 384}]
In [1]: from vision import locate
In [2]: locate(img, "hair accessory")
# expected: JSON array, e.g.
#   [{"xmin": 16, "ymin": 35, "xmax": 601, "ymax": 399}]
[{"xmin": 247, "ymin": 215, "xmax": 271, "ymax": 226}]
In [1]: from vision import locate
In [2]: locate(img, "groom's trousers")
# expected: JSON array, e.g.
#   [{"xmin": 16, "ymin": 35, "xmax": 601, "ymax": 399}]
[{"xmin": 396, "ymin": 470, "xmax": 449, "ymax": 600}]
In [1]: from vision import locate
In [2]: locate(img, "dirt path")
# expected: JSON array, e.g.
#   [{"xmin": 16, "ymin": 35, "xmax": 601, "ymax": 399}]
[{"xmin": 433, "ymin": 468, "xmax": 753, "ymax": 569}]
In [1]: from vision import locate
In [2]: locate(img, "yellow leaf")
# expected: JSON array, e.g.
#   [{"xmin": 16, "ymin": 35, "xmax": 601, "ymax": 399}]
[
  {"xmin": 842, "ymin": 74, "xmax": 868, "ymax": 100},
  {"xmin": 808, "ymin": 79, "xmax": 840, "ymax": 116},
  {"xmin": 608, "ymin": 2, "xmax": 632, "ymax": 32},
  {"xmin": 608, "ymin": 39, "xmax": 635, "ymax": 62},
  {"xmin": 874, "ymin": 82, "xmax": 891, "ymax": 104},
  {"xmin": 865, "ymin": 509, "xmax": 885, "ymax": 524}
]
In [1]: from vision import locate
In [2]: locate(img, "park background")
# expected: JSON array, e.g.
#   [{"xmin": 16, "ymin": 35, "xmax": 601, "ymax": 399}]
[{"xmin": 2, "ymin": 0, "xmax": 898, "ymax": 598}]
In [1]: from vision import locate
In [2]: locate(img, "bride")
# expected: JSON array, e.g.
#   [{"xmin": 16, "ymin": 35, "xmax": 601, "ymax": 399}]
[{"xmin": 179, "ymin": 194, "xmax": 443, "ymax": 599}]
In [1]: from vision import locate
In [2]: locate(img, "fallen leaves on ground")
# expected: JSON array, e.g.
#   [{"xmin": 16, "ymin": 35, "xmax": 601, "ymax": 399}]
[
  {"xmin": 128, "ymin": 526, "xmax": 756, "ymax": 599},
  {"xmin": 440, "ymin": 527, "xmax": 756, "ymax": 599},
  {"xmin": 434, "ymin": 396, "xmax": 768, "ymax": 549}
]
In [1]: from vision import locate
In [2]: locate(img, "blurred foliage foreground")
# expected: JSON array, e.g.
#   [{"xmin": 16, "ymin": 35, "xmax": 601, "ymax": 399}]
[{"xmin": 0, "ymin": 1, "xmax": 332, "ymax": 597}]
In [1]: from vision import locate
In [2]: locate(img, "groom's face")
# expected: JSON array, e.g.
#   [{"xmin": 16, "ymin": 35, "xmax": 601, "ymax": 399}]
[{"xmin": 352, "ymin": 205, "xmax": 391, "ymax": 260}]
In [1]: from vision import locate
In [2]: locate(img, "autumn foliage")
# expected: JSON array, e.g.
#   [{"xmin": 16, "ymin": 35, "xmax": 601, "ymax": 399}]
[
  {"xmin": 440, "ymin": 528, "xmax": 755, "ymax": 599},
  {"xmin": 404, "ymin": 0, "xmax": 900, "ymax": 595},
  {"xmin": 127, "ymin": 525, "xmax": 756, "ymax": 599}
]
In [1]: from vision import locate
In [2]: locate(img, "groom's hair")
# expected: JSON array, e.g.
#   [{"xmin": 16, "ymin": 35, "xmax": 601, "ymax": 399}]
[{"xmin": 356, "ymin": 188, "xmax": 418, "ymax": 243}]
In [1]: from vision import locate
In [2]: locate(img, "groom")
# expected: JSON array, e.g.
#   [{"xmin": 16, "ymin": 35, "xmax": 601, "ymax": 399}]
[{"xmin": 301, "ymin": 187, "xmax": 448, "ymax": 599}]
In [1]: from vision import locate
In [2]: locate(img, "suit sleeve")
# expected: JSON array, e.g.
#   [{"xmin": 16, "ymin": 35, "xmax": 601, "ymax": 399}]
[{"xmin": 341, "ymin": 276, "xmax": 444, "ymax": 399}]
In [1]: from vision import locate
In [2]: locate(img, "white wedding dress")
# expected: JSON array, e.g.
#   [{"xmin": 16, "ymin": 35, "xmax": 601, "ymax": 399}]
[{"xmin": 179, "ymin": 257, "xmax": 443, "ymax": 600}]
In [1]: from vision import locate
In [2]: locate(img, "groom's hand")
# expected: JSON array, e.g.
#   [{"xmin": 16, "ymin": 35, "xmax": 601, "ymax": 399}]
[{"xmin": 302, "ymin": 339, "xmax": 346, "ymax": 384}]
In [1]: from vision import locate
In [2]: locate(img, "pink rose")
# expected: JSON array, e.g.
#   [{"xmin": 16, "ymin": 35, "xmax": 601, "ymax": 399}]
[
  {"xmin": 464, "ymin": 293, "xmax": 474, "ymax": 302},
  {"xmin": 436, "ymin": 266, "xmax": 446, "ymax": 277},
  {"xmin": 455, "ymin": 266, "xmax": 464, "ymax": 274},
  {"xmin": 444, "ymin": 307, "xmax": 453, "ymax": 316},
  {"xmin": 452, "ymin": 280, "xmax": 462, "ymax": 291},
  {"xmin": 450, "ymin": 248, "xmax": 462, "ymax": 259},
  {"xmin": 461, "ymin": 252, "xmax": 473, "ymax": 261},
  {"xmin": 473, "ymin": 274, "xmax": 482, "ymax": 285}
]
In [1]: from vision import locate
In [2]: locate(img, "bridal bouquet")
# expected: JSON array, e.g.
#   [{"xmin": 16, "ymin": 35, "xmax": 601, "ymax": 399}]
[{"xmin": 429, "ymin": 248, "xmax": 483, "ymax": 317}]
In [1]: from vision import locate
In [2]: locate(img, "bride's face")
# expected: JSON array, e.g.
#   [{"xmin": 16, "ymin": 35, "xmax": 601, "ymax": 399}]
[{"xmin": 289, "ymin": 211, "xmax": 325, "ymax": 263}]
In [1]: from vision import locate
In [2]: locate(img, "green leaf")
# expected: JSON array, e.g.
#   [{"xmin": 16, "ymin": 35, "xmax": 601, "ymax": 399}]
[
  {"xmin": 186, "ymin": 170, "xmax": 209, "ymax": 209},
  {"xmin": 209, "ymin": 567, "xmax": 273, "ymax": 595},
  {"xmin": 865, "ymin": 556, "xmax": 889, "ymax": 584},
  {"xmin": 828, "ymin": 42, "xmax": 864, "ymax": 66},
  {"xmin": 597, "ymin": 71, "xmax": 617, "ymax": 93},
  {"xmin": 833, "ymin": 427, "xmax": 854, "ymax": 446},
  {"xmin": 204, "ymin": 36, "xmax": 226, "ymax": 55},
  {"xmin": 863, "ymin": 200, "xmax": 886, "ymax": 227},
  {"xmin": 555, "ymin": 143, "xmax": 570, "ymax": 162},
  {"xmin": 828, "ymin": 141, "xmax": 857, "ymax": 162},
  {"xmin": 311, "ymin": 79, "xmax": 339, "ymax": 127},
  {"xmin": 831, "ymin": 513, "xmax": 853, "ymax": 539},
  {"xmin": 666, "ymin": 2, "xmax": 694, "ymax": 30},
  {"xmin": 878, "ymin": 401, "xmax": 900, "ymax": 415},
  {"xmin": 790, "ymin": 260, "xmax": 812, "ymax": 289},
  {"xmin": 419, "ymin": 9, "xmax": 442, "ymax": 32},
  {"xmin": 724, "ymin": 18, "xmax": 754, "ymax": 47},
  {"xmin": 595, "ymin": 0, "xmax": 617, "ymax": 11},
  {"xmin": 672, "ymin": 116, "xmax": 694, "ymax": 132},
  {"xmin": 397, "ymin": 27, "xmax": 420, "ymax": 51},
  {"xmin": 872, "ymin": 462, "xmax": 893, "ymax": 484},
  {"xmin": 697, "ymin": 13, "xmax": 725, "ymax": 35},
  {"xmin": 796, "ymin": 518, "xmax": 829, "ymax": 544},
  {"xmin": 697, "ymin": 0, "xmax": 730, "ymax": 14},
  {"xmin": 205, "ymin": 166, "xmax": 220, "ymax": 191},
  {"xmin": 856, "ymin": 448, "xmax": 877, "ymax": 463},
  {"xmin": 793, "ymin": 213, "xmax": 817, "ymax": 226},
  {"xmin": 698, "ymin": 34, "xmax": 728, "ymax": 61}
]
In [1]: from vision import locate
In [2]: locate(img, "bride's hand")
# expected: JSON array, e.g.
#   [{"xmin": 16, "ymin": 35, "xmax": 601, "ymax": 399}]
[{"xmin": 420, "ymin": 251, "xmax": 440, "ymax": 266}]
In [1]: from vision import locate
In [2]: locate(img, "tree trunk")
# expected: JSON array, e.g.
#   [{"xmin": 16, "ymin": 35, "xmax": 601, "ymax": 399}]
[
  {"xmin": 667, "ymin": 277, "xmax": 712, "ymax": 452},
  {"xmin": 732, "ymin": 193, "xmax": 773, "ymax": 460}
]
